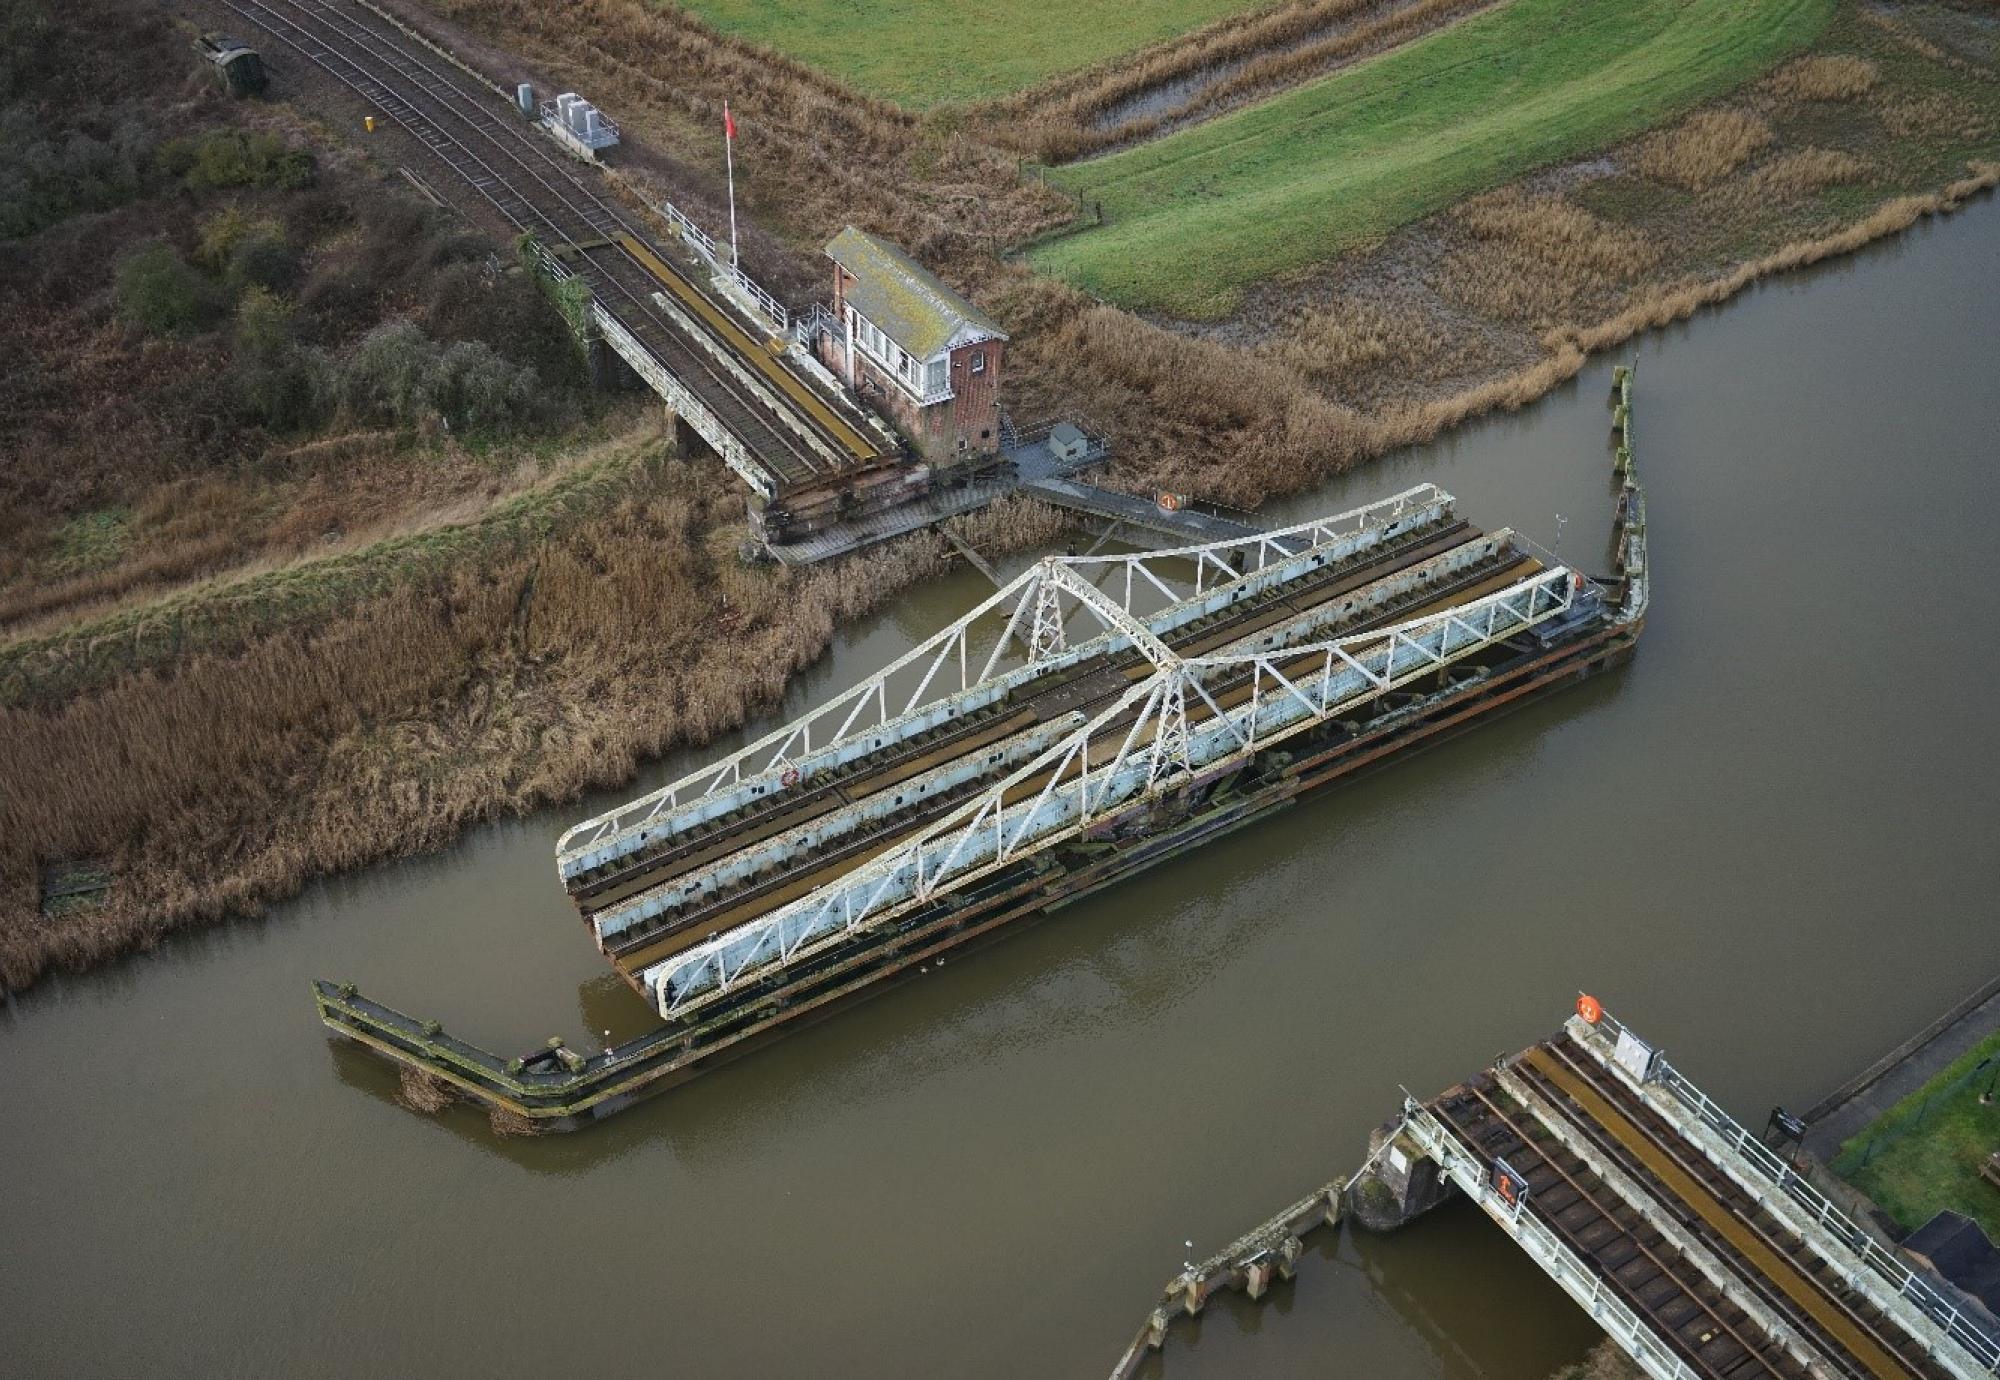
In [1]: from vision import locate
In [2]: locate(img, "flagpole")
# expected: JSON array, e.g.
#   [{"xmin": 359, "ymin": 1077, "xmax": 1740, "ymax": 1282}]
[{"xmin": 724, "ymin": 102, "xmax": 739, "ymax": 270}]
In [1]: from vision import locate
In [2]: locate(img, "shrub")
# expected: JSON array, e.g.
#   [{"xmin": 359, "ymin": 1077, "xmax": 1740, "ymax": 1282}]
[
  {"xmin": 229, "ymin": 224, "xmax": 299, "ymax": 294},
  {"xmin": 340, "ymin": 319, "xmax": 541, "ymax": 433},
  {"xmin": 115, "ymin": 241, "xmax": 223, "ymax": 336},
  {"xmin": 157, "ymin": 130, "xmax": 315, "ymax": 193}
]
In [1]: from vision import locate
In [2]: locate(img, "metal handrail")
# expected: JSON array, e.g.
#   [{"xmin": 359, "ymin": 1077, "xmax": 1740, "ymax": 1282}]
[
  {"xmin": 1592, "ymin": 1010, "xmax": 2000, "ymax": 1373},
  {"xmin": 658, "ymin": 197, "xmax": 789, "ymax": 332},
  {"xmin": 1402, "ymin": 1102, "xmax": 1700, "ymax": 1380}
]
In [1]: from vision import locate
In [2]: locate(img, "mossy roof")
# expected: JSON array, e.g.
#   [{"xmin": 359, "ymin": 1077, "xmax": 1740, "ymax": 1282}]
[{"xmin": 825, "ymin": 226, "xmax": 1006, "ymax": 360}]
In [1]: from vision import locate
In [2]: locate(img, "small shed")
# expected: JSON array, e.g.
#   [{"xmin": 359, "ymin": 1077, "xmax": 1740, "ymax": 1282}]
[
  {"xmin": 1903, "ymin": 1210, "xmax": 2000, "ymax": 1318},
  {"xmin": 820, "ymin": 226, "xmax": 1008, "ymax": 466}
]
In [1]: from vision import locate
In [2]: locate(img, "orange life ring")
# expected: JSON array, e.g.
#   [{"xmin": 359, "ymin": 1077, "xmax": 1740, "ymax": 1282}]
[
  {"xmin": 1157, "ymin": 492, "xmax": 1183, "ymax": 512},
  {"xmin": 781, "ymin": 766, "xmax": 802, "ymax": 788},
  {"xmin": 1577, "ymin": 993, "xmax": 1604, "ymax": 1024}
]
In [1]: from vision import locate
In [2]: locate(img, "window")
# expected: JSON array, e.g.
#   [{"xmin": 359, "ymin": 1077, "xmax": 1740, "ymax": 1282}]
[
  {"xmin": 925, "ymin": 358, "xmax": 948, "ymax": 394},
  {"xmin": 969, "ymin": 350, "xmax": 987, "ymax": 374}
]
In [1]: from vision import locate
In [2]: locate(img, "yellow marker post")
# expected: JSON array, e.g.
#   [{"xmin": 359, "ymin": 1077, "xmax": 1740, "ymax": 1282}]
[{"xmin": 364, "ymin": 116, "xmax": 376, "ymax": 133}]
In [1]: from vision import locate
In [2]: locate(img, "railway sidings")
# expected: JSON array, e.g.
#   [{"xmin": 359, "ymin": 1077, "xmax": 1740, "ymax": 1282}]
[{"xmin": 314, "ymin": 370, "xmax": 1652, "ymax": 1130}]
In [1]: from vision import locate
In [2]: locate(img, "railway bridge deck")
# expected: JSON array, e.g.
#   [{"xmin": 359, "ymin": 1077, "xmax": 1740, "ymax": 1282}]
[{"xmin": 1388, "ymin": 1006, "xmax": 2000, "ymax": 1380}]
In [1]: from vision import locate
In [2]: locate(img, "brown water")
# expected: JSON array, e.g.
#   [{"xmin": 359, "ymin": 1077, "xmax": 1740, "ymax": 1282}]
[{"xmin": 4, "ymin": 199, "xmax": 1998, "ymax": 1379}]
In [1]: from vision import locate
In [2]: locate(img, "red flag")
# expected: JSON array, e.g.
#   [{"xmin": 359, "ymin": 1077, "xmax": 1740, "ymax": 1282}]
[{"xmin": 724, "ymin": 102, "xmax": 736, "ymax": 141}]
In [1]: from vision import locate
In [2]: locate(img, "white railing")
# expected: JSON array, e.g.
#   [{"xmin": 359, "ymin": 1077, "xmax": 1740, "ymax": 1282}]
[
  {"xmin": 1587, "ymin": 1011, "xmax": 2000, "ymax": 1375},
  {"xmin": 642, "ymin": 561, "xmax": 1578, "ymax": 1013},
  {"xmin": 658, "ymin": 198, "xmax": 789, "ymax": 333},
  {"xmin": 1402, "ymin": 1102, "xmax": 1701, "ymax": 1380},
  {"xmin": 554, "ymin": 484, "xmax": 1455, "ymax": 879},
  {"xmin": 793, "ymin": 304, "xmax": 838, "ymax": 351}
]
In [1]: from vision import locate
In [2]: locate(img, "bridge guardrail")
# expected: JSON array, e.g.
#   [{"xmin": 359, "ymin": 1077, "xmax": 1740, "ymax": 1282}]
[
  {"xmin": 1403, "ymin": 1100, "xmax": 1701, "ymax": 1380},
  {"xmin": 1592, "ymin": 1009, "xmax": 2000, "ymax": 1374},
  {"xmin": 658, "ymin": 198, "xmax": 789, "ymax": 333}
]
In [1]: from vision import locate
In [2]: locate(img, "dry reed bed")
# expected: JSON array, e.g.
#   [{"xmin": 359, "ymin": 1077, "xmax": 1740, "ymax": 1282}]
[
  {"xmin": 1765, "ymin": 52, "xmax": 1881, "ymax": 100},
  {"xmin": 1636, "ymin": 109, "xmax": 1776, "ymax": 189},
  {"xmin": 0, "ymin": 460, "xmax": 1084, "ymax": 992}
]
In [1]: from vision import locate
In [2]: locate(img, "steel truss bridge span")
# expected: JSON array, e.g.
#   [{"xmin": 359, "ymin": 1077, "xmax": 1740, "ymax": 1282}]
[
  {"xmin": 549, "ymin": 482, "xmax": 1606, "ymax": 1019},
  {"xmin": 641, "ymin": 558, "xmax": 1583, "ymax": 1016},
  {"xmin": 555, "ymin": 483, "xmax": 1454, "ymax": 881}
]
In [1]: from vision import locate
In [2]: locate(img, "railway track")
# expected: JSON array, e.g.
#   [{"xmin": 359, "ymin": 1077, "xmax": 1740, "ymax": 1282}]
[
  {"xmin": 567, "ymin": 514, "xmax": 1483, "ymax": 913},
  {"xmin": 590, "ymin": 526, "xmax": 1545, "ymax": 980},
  {"xmin": 216, "ymin": 0, "xmax": 874, "ymax": 492},
  {"xmin": 1435, "ymin": 1034, "xmax": 1957, "ymax": 1380}
]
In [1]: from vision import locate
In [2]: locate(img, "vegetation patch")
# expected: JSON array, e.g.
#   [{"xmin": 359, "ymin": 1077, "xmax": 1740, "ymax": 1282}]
[
  {"xmin": 1834, "ymin": 1029, "xmax": 2000, "ymax": 1241},
  {"xmin": 1764, "ymin": 51, "xmax": 1882, "ymax": 99},
  {"xmin": 1034, "ymin": 0, "xmax": 1836, "ymax": 318},
  {"xmin": 1636, "ymin": 108, "xmax": 1776, "ymax": 188},
  {"xmin": 661, "ymin": 0, "xmax": 1269, "ymax": 105},
  {"xmin": 983, "ymin": 0, "xmax": 1501, "ymax": 164}
]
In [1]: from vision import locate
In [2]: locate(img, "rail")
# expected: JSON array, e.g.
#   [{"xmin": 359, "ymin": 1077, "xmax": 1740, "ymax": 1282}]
[
  {"xmin": 1589, "ymin": 1009, "xmax": 2000, "ymax": 1375},
  {"xmin": 554, "ymin": 484, "xmax": 1453, "ymax": 875},
  {"xmin": 658, "ymin": 197, "xmax": 789, "ymax": 332},
  {"xmin": 1402, "ymin": 1101, "xmax": 1702, "ymax": 1380}
]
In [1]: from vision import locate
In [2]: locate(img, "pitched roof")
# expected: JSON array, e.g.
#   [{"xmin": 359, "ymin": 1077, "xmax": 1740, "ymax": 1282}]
[{"xmin": 826, "ymin": 226, "xmax": 1006, "ymax": 360}]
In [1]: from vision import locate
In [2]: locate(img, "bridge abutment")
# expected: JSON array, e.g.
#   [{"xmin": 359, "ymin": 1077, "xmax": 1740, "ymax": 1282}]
[{"xmin": 1348, "ymin": 1120, "xmax": 1456, "ymax": 1231}]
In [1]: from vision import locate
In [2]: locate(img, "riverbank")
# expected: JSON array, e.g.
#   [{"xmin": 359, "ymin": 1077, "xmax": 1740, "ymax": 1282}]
[
  {"xmin": 6, "ymin": 189, "xmax": 1999, "ymax": 1380},
  {"xmin": 5, "ymin": 0, "xmax": 1996, "ymax": 1001},
  {"xmin": 1804, "ymin": 970, "xmax": 2000, "ymax": 1161}
]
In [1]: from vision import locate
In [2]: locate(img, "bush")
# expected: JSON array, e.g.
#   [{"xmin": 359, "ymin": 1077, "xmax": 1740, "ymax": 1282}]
[
  {"xmin": 157, "ymin": 130, "xmax": 315, "ymax": 193},
  {"xmin": 340, "ymin": 319, "xmax": 542, "ymax": 434},
  {"xmin": 0, "ymin": 109, "xmax": 148, "ymax": 240},
  {"xmin": 115, "ymin": 241, "xmax": 223, "ymax": 336},
  {"xmin": 196, "ymin": 208, "xmax": 299, "ymax": 293}
]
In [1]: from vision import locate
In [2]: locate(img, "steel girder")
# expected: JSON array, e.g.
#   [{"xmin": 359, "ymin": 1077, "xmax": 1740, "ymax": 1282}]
[
  {"xmin": 641, "ymin": 560, "xmax": 1583, "ymax": 1017},
  {"xmin": 555, "ymin": 485, "xmax": 1452, "ymax": 885}
]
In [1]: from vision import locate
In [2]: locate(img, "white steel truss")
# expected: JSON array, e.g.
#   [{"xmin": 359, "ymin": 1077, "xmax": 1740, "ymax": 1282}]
[
  {"xmin": 556, "ymin": 484, "xmax": 1453, "ymax": 883},
  {"xmin": 641, "ymin": 562, "xmax": 1583, "ymax": 1016}
]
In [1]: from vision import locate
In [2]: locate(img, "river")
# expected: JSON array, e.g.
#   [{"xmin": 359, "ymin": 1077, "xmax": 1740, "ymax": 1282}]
[{"xmin": 4, "ymin": 196, "xmax": 1996, "ymax": 1379}]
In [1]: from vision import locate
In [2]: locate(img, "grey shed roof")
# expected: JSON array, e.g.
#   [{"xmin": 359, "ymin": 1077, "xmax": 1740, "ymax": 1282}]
[{"xmin": 826, "ymin": 226, "xmax": 1006, "ymax": 360}]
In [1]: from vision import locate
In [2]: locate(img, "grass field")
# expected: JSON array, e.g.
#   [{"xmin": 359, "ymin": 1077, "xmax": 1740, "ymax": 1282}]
[
  {"xmin": 1033, "ymin": 0, "xmax": 1837, "ymax": 318},
  {"xmin": 1834, "ymin": 1029, "xmax": 2000, "ymax": 1241},
  {"xmin": 666, "ymin": 0, "xmax": 1266, "ymax": 105}
]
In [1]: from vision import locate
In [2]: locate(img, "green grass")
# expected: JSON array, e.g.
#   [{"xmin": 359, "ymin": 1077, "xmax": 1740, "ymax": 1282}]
[
  {"xmin": 48, "ymin": 507, "xmax": 133, "ymax": 574},
  {"xmin": 1834, "ymin": 1030, "xmax": 2000, "ymax": 1242},
  {"xmin": 1033, "ymin": 0, "xmax": 1835, "ymax": 318},
  {"xmin": 666, "ymin": 0, "xmax": 1267, "ymax": 105}
]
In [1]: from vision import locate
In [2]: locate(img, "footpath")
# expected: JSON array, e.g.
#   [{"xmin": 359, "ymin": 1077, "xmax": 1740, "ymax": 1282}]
[{"xmin": 1802, "ymin": 971, "xmax": 2000, "ymax": 1161}]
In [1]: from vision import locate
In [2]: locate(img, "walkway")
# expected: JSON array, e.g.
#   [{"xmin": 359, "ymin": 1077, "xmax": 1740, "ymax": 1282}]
[{"xmin": 1802, "ymin": 971, "xmax": 2000, "ymax": 1161}]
